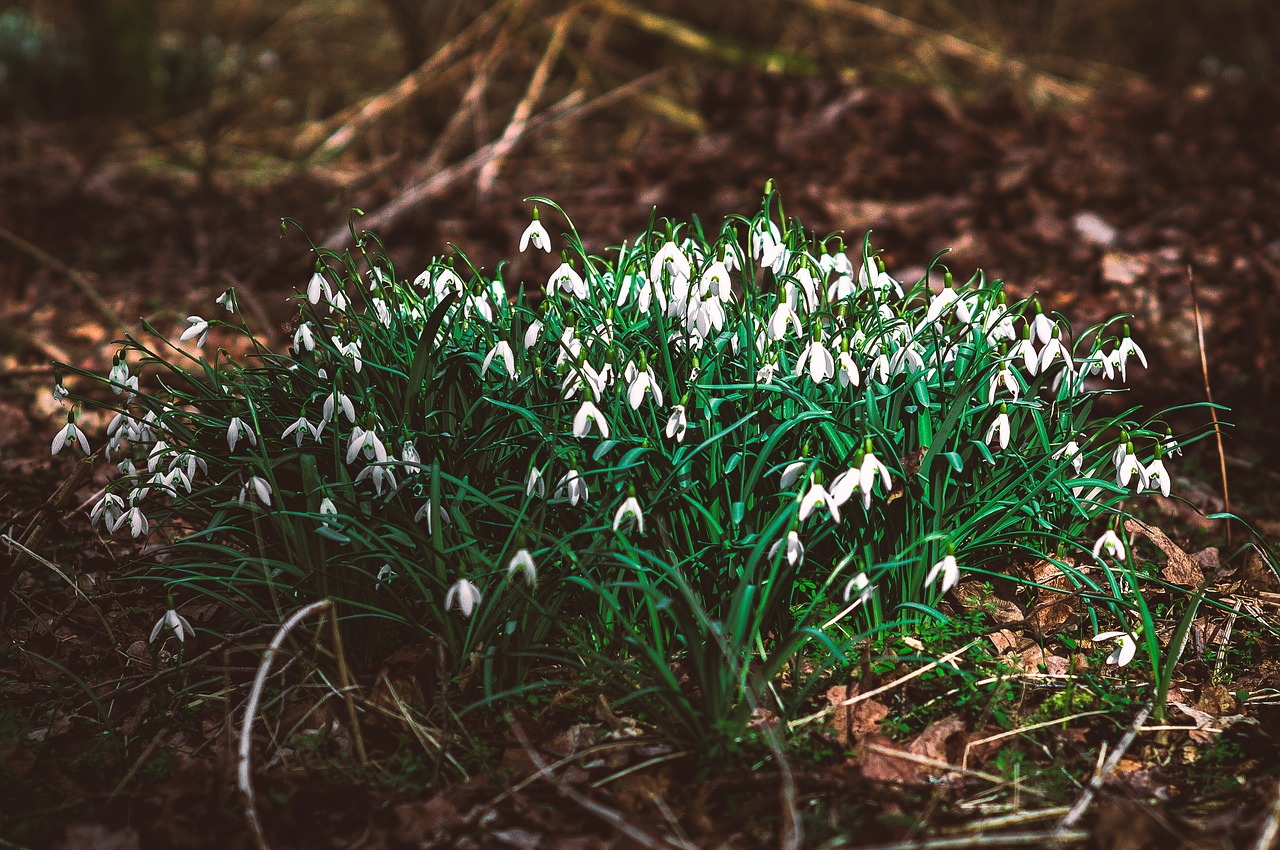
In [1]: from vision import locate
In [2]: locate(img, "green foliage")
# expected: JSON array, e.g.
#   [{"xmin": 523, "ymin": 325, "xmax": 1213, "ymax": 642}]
[{"xmin": 55, "ymin": 189, "xmax": 1193, "ymax": 754}]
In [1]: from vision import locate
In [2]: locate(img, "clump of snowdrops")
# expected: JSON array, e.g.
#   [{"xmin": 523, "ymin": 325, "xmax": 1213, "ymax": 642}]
[{"xmin": 54, "ymin": 187, "xmax": 1183, "ymax": 746}]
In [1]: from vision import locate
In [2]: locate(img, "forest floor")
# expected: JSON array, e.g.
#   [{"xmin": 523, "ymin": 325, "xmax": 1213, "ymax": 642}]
[{"xmin": 3, "ymin": 73, "xmax": 1280, "ymax": 849}]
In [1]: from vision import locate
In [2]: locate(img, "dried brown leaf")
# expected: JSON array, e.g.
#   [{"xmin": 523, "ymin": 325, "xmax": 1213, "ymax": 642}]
[
  {"xmin": 825, "ymin": 685, "xmax": 889, "ymax": 746},
  {"xmin": 1124, "ymin": 518, "xmax": 1203, "ymax": 586}
]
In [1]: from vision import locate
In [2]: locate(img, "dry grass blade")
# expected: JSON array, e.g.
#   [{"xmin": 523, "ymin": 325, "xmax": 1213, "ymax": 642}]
[
  {"xmin": 238, "ymin": 598, "xmax": 332, "ymax": 850},
  {"xmin": 794, "ymin": 0, "xmax": 1092, "ymax": 106},
  {"xmin": 832, "ymin": 829, "xmax": 1089, "ymax": 849},
  {"xmin": 476, "ymin": 8, "xmax": 578, "ymax": 197},
  {"xmin": 1189, "ymin": 266, "xmax": 1231, "ymax": 546},
  {"xmin": 1054, "ymin": 700, "xmax": 1153, "ymax": 834}
]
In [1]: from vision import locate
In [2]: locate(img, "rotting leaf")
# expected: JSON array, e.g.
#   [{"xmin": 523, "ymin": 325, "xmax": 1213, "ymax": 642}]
[
  {"xmin": 1023, "ymin": 558, "xmax": 1077, "ymax": 632},
  {"xmin": 825, "ymin": 685, "xmax": 889, "ymax": 746},
  {"xmin": 1124, "ymin": 517, "xmax": 1203, "ymax": 586}
]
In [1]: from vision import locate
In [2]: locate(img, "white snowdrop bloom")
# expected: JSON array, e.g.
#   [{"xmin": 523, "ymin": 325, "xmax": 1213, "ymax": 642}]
[
  {"xmin": 282, "ymin": 416, "xmax": 318, "ymax": 447},
  {"xmin": 355, "ymin": 463, "xmax": 396, "ymax": 496},
  {"xmin": 829, "ymin": 468, "xmax": 860, "ymax": 507},
  {"xmin": 1012, "ymin": 333, "xmax": 1039, "ymax": 376},
  {"xmin": 779, "ymin": 460, "xmax": 807, "ymax": 490},
  {"xmin": 90, "ymin": 493, "xmax": 125, "ymax": 531},
  {"xmin": 126, "ymin": 505, "xmax": 149, "ymax": 538},
  {"xmin": 376, "ymin": 564, "xmax": 397, "ymax": 588},
  {"xmin": 572, "ymin": 400, "xmax": 610, "ymax": 439},
  {"xmin": 858, "ymin": 448, "xmax": 892, "ymax": 509},
  {"xmin": 334, "ymin": 337, "xmax": 364, "ymax": 372},
  {"xmin": 795, "ymin": 335, "xmax": 835, "ymax": 384},
  {"xmin": 524, "ymin": 319, "xmax": 543, "ymax": 349},
  {"xmin": 700, "ymin": 259, "xmax": 733, "ymax": 301},
  {"xmin": 1078, "ymin": 350, "xmax": 1115, "ymax": 381},
  {"xmin": 108, "ymin": 358, "xmax": 130, "ymax": 394},
  {"xmin": 843, "ymin": 572, "xmax": 873, "ymax": 607},
  {"xmin": 482, "ymin": 340, "xmax": 516, "ymax": 377},
  {"xmin": 293, "ymin": 322, "xmax": 315, "ymax": 352},
  {"xmin": 227, "ymin": 417, "xmax": 257, "ymax": 453},
  {"xmin": 985, "ymin": 406, "xmax": 1011, "ymax": 451},
  {"xmin": 955, "ymin": 293, "xmax": 979, "ymax": 325},
  {"xmin": 150, "ymin": 609, "xmax": 195, "ymax": 644},
  {"xmin": 798, "ymin": 480, "xmax": 840, "ymax": 523},
  {"xmin": 634, "ymin": 272, "xmax": 667, "ymax": 314},
  {"xmin": 432, "ymin": 266, "xmax": 466, "ymax": 301},
  {"xmin": 793, "ymin": 266, "xmax": 820, "ymax": 311},
  {"xmin": 926, "ymin": 553, "xmax": 960, "ymax": 594},
  {"xmin": 984, "ymin": 308, "xmax": 1017, "ymax": 343},
  {"xmin": 520, "ymin": 216, "xmax": 551, "ymax": 253},
  {"xmin": 554, "ymin": 469, "xmax": 589, "ymax": 506},
  {"xmin": 665, "ymin": 404, "xmax": 688, "ymax": 443},
  {"xmin": 1030, "ymin": 311, "xmax": 1056, "ymax": 345},
  {"xmin": 239, "ymin": 476, "xmax": 273, "ymax": 507},
  {"xmin": 1115, "ymin": 444, "xmax": 1149, "ymax": 491},
  {"xmin": 1037, "ymin": 332, "xmax": 1072, "ymax": 375},
  {"xmin": 465, "ymin": 291, "xmax": 494, "ymax": 323},
  {"xmin": 1163, "ymin": 434, "xmax": 1182, "ymax": 457},
  {"xmin": 400, "ymin": 441, "xmax": 421, "ymax": 472},
  {"xmin": 1145, "ymin": 456, "xmax": 1171, "ymax": 497},
  {"xmin": 1053, "ymin": 439, "xmax": 1083, "ymax": 473},
  {"xmin": 768, "ymin": 530, "xmax": 805, "ymax": 567},
  {"xmin": 888, "ymin": 344, "xmax": 924, "ymax": 376},
  {"xmin": 1092, "ymin": 630, "xmax": 1137, "ymax": 667},
  {"xmin": 526, "ymin": 466, "xmax": 545, "ymax": 498},
  {"xmin": 650, "ymin": 241, "xmax": 692, "ymax": 286},
  {"xmin": 508, "ymin": 549, "xmax": 538, "ymax": 586},
  {"xmin": 1112, "ymin": 333, "xmax": 1148, "ymax": 382},
  {"xmin": 751, "ymin": 219, "xmax": 782, "ymax": 260},
  {"xmin": 307, "ymin": 272, "xmax": 332, "ymax": 305},
  {"xmin": 921, "ymin": 285, "xmax": 959, "ymax": 327},
  {"xmin": 988, "ymin": 367, "xmax": 1021, "ymax": 404},
  {"xmin": 859, "ymin": 261, "xmax": 903, "ymax": 299},
  {"xmin": 613, "ymin": 496, "xmax": 645, "ymax": 533},
  {"xmin": 625, "ymin": 361, "xmax": 664, "ymax": 409},
  {"xmin": 322, "ymin": 390, "xmax": 356, "ymax": 427},
  {"xmin": 216, "ymin": 288, "xmax": 236, "ymax": 313},
  {"xmin": 51, "ymin": 420, "xmax": 90, "ymax": 456},
  {"xmin": 414, "ymin": 498, "xmax": 453, "ymax": 533},
  {"xmin": 445, "ymin": 579, "xmax": 483, "ymax": 618},
  {"xmin": 870, "ymin": 353, "xmax": 892, "ymax": 384},
  {"xmin": 827, "ymin": 274, "xmax": 857, "ymax": 301},
  {"xmin": 554, "ymin": 326, "xmax": 581, "ymax": 368},
  {"xmin": 180, "ymin": 316, "xmax": 210, "ymax": 348},
  {"xmin": 1092, "ymin": 529, "xmax": 1126, "ymax": 562},
  {"xmin": 318, "ymin": 497, "xmax": 338, "ymax": 524},
  {"xmin": 837, "ymin": 350, "xmax": 861, "ymax": 388},
  {"xmin": 550, "ymin": 261, "xmax": 587, "ymax": 299},
  {"xmin": 371, "ymin": 298, "xmax": 393, "ymax": 327},
  {"xmin": 756, "ymin": 360, "xmax": 779, "ymax": 385},
  {"xmin": 767, "ymin": 301, "xmax": 802, "ymax": 340},
  {"xmin": 327, "ymin": 289, "xmax": 350, "ymax": 312}
]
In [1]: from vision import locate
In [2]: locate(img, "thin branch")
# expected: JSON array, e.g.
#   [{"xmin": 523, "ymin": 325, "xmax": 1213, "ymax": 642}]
[
  {"xmin": 238, "ymin": 599, "xmax": 332, "ymax": 850},
  {"xmin": 1189, "ymin": 265, "xmax": 1230, "ymax": 546},
  {"xmin": 0, "ymin": 222, "xmax": 126, "ymax": 333},
  {"xmin": 1253, "ymin": 779, "xmax": 1280, "ymax": 850},
  {"xmin": 1055, "ymin": 700, "xmax": 1153, "ymax": 834}
]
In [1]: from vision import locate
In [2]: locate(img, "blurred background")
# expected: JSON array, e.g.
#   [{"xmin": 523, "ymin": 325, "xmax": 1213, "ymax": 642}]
[{"xmin": 2, "ymin": 0, "xmax": 1279, "ymax": 522}]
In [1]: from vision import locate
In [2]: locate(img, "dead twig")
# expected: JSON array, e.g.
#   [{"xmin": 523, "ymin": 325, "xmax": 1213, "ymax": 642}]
[
  {"xmin": 476, "ymin": 8, "xmax": 578, "ymax": 198},
  {"xmin": 0, "ymin": 222, "xmax": 126, "ymax": 333},
  {"xmin": 509, "ymin": 716, "xmax": 684, "ymax": 850},
  {"xmin": 1253, "ymin": 779, "xmax": 1280, "ymax": 850},
  {"xmin": 1054, "ymin": 700, "xmax": 1153, "ymax": 834},
  {"xmin": 323, "ymin": 71, "xmax": 665, "ymax": 251},
  {"xmin": 835, "ymin": 829, "xmax": 1088, "ymax": 849},
  {"xmin": 238, "ymin": 599, "xmax": 332, "ymax": 850}
]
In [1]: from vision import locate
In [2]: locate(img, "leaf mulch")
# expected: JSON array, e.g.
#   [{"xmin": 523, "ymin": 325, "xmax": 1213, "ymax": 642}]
[{"xmin": 2, "ymin": 76, "xmax": 1280, "ymax": 848}]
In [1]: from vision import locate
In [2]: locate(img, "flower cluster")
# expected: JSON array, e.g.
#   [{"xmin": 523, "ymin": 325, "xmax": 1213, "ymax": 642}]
[{"xmin": 53, "ymin": 191, "xmax": 1179, "ymax": 674}]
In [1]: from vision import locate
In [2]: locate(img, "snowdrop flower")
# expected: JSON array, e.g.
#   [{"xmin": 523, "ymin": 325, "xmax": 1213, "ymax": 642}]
[
  {"xmin": 554, "ymin": 469, "xmax": 589, "ymax": 506},
  {"xmin": 572, "ymin": 400, "xmax": 610, "ymax": 439},
  {"xmin": 768, "ymin": 301, "xmax": 802, "ymax": 340},
  {"xmin": 836, "ymin": 348, "xmax": 860, "ymax": 388},
  {"xmin": 414, "ymin": 498, "xmax": 452, "ymax": 533},
  {"xmin": 293, "ymin": 322, "xmax": 315, "ymax": 352},
  {"xmin": 625, "ymin": 359, "xmax": 663, "ymax": 409},
  {"xmin": 318, "ymin": 497, "xmax": 338, "ymax": 526},
  {"xmin": 526, "ymin": 466, "xmax": 545, "ymax": 498},
  {"xmin": 445, "ymin": 579, "xmax": 483, "ymax": 617},
  {"xmin": 700, "ymin": 258, "xmax": 733, "ymax": 300},
  {"xmin": 1145, "ymin": 454, "xmax": 1171, "ymax": 497},
  {"xmin": 1037, "ymin": 331, "xmax": 1071, "ymax": 375},
  {"xmin": 508, "ymin": 549, "xmax": 538, "ymax": 586},
  {"xmin": 1092, "ymin": 630, "xmax": 1137, "ymax": 667},
  {"xmin": 985, "ymin": 404, "xmax": 1011, "ymax": 451},
  {"xmin": 926, "ymin": 553, "xmax": 960, "ymax": 594},
  {"xmin": 180, "ymin": 316, "xmax": 210, "ymax": 348},
  {"xmin": 307, "ymin": 272, "xmax": 333, "ymax": 304},
  {"xmin": 1030, "ymin": 309, "xmax": 1056, "ymax": 345},
  {"xmin": 859, "ymin": 258, "xmax": 903, "ymax": 299},
  {"xmin": 322, "ymin": 389, "xmax": 356, "ymax": 426},
  {"xmin": 227, "ymin": 417, "xmax": 257, "ymax": 453},
  {"xmin": 1115, "ymin": 442, "xmax": 1149, "ymax": 491},
  {"xmin": 756, "ymin": 360, "xmax": 779, "ymax": 384},
  {"xmin": 482, "ymin": 340, "xmax": 516, "ymax": 377},
  {"xmin": 123, "ymin": 505, "xmax": 149, "ymax": 538},
  {"xmin": 520, "ymin": 212, "xmax": 551, "ymax": 253},
  {"xmin": 216, "ymin": 288, "xmax": 236, "ymax": 313},
  {"xmin": 150, "ymin": 609, "xmax": 195, "ymax": 644},
  {"xmin": 1011, "ymin": 330, "xmax": 1039, "ymax": 376},
  {"xmin": 108, "ymin": 357, "xmax": 130, "ymax": 394},
  {"xmin": 550, "ymin": 259, "xmax": 587, "ymax": 299},
  {"xmin": 51, "ymin": 418, "xmax": 90, "ymax": 456},
  {"xmin": 282, "ymin": 415, "xmax": 318, "ymax": 447},
  {"xmin": 768, "ymin": 530, "xmax": 805, "ymax": 567},
  {"xmin": 664, "ymin": 404, "xmax": 688, "ymax": 443},
  {"xmin": 1092, "ymin": 529, "xmax": 1126, "ymax": 562},
  {"xmin": 779, "ymin": 460, "xmax": 807, "ymax": 490},
  {"xmin": 239, "ymin": 476, "xmax": 273, "ymax": 507},
  {"xmin": 1112, "ymin": 327, "xmax": 1147, "ymax": 382},
  {"xmin": 90, "ymin": 493, "xmax": 125, "ymax": 531},
  {"xmin": 1053, "ymin": 438, "xmax": 1083, "ymax": 473},
  {"xmin": 843, "ymin": 572, "xmax": 873, "ymax": 606},
  {"xmin": 988, "ymin": 366, "xmax": 1020, "ymax": 404},
  {"xmin": 857, "ymin": 443, "xmax": 893, "ymax": 509},
  {"xmin": 613, "ymin": 496, "xmax": 645, "ymax": 533},
  {"xmin": 798, "ymin": 479, "xmax": 840, "ymax": 523},
  {"xmin": 828, "ymin": 467, "xmax": 861, "ymax": 507},
  {"xmin": 524, "ymin": 319, "xmax": 543, "ymax": 349},
  {"xmin": 921, "ymin": 283, "xmax": 959, "ymax": 327},
  {"xmin": 1163, "ymin": 432, "xmax": 1182, "ymax": 458},
  {"xmin": 795, "ymin": 331, "xmax": 835, "ymax": 384},
  {"xmin": 651, "ymin": 241, "xmax": 691, "ymax": 285}
]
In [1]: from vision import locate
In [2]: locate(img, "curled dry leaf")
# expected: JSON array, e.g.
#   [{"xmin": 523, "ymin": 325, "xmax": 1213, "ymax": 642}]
[
  {"xmin": 1023, "ymin": 558, "xmax": 1077, "ymax": 632},
  {"xmin": 825, "ymin": 685, "xmax": 889, "ymax": 746}
]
